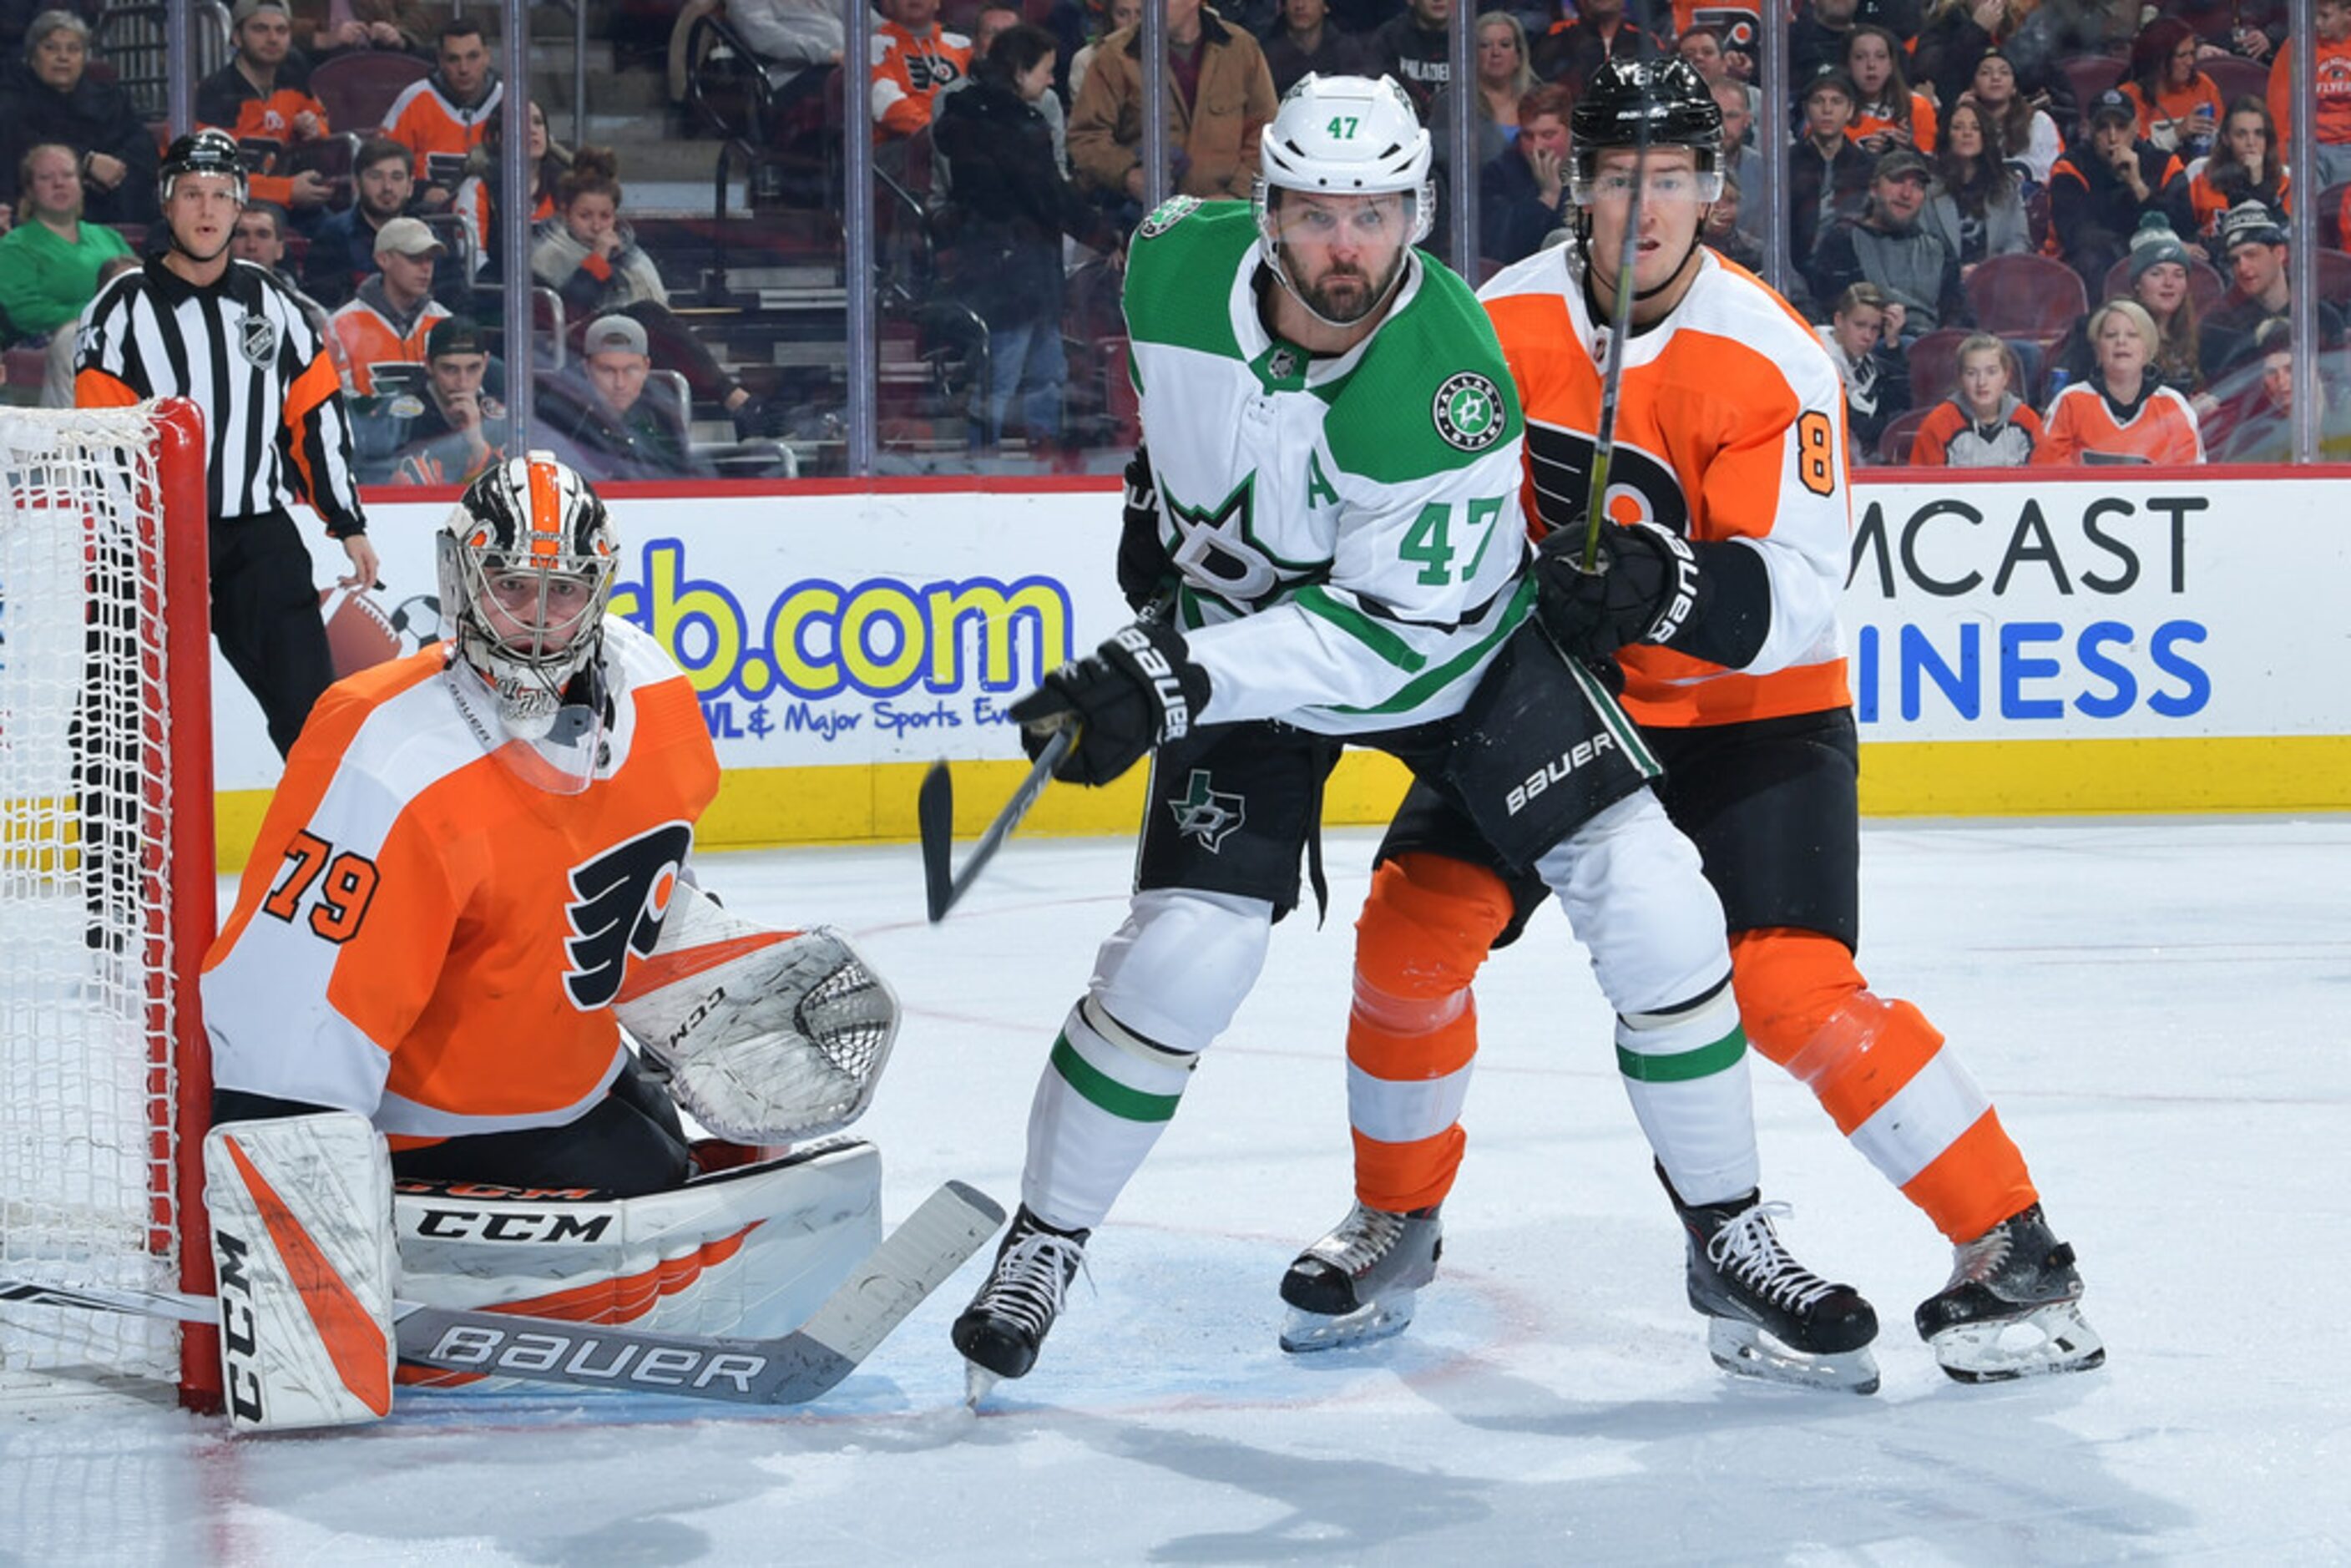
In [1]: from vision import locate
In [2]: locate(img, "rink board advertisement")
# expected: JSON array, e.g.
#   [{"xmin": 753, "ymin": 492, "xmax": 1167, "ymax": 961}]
[{"xmin": 210, "ymin": 473, "xmax": 2351, "ymax": 865}]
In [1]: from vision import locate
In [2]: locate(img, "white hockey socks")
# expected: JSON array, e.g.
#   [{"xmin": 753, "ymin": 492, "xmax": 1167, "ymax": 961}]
[
  {"xmin": 1023, "ymin": 998, "xmax": 1197, "ymax": 1232},
  {"xmin": 202, "ymin": 1111, "xmax": 398, "ymax": 1432},
  {"xmin": 1615, "ymin": 978, "xmax": 1761, "ymax": 1206}
]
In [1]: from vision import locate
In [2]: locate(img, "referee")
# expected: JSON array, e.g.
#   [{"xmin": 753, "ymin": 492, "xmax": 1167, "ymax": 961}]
[{"xmin": 75, "ymin": 129, "xmax": 380, "ymax": 758}]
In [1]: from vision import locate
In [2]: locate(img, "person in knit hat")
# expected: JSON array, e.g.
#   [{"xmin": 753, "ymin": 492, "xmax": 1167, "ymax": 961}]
[
  {"xmin": 2202, "ymin": 198, "xmax": 2345, "ymax": 381},
  {"xmin": 2050, "ymin": 212, "xmax": 2208, "ymax": 394}
]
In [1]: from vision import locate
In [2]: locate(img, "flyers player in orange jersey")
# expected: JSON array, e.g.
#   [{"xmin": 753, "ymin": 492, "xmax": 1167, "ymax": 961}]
[
  {"xmin": 199, "ymin": 456, "xmax": 911, "ymax": 1381},
  {"xmin": 1282, "ymin": 58, "xmax": 2104, "ymax": 1385}
]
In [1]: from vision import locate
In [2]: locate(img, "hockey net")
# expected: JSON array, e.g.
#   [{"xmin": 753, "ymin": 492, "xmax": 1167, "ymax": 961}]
[{"xmin": 0, "ymin": 400, "xmax": 218, "ymax": 1409}]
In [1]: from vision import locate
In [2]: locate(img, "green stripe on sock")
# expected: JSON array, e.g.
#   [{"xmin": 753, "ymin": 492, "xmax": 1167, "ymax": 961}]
[
  {"xmin": 1052, "ymin": 1034, "xmax": 1182, "ymax": 1122},
  {"xmin": 1616, "ymin": 1025, "xmax": 1747, "ymax": 1083}
]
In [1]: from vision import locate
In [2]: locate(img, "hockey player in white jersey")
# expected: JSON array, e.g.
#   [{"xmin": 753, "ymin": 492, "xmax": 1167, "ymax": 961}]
[{"xmin": 950, "ymin": 73, "xmax": 1878, "ymax": 1400}]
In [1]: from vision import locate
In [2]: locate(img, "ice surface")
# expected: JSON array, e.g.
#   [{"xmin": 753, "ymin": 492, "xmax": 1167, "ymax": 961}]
[{"xmin": 4, "ymin": 818, "xmax": 2346, "ymax": 1565}]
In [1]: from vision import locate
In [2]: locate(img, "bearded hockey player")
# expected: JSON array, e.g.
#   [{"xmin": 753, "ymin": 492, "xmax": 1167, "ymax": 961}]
[
  {"xmin": 199, "ymin": 453, "xmax": 903, "ymax": 1427},
  {"xmin": 1284, "ymin": 58, "xmax": 2103, "ymax": 1385},
  {"xmin": 949, "ymin": 73, "xmax": 1875, "ymax": 1403}
]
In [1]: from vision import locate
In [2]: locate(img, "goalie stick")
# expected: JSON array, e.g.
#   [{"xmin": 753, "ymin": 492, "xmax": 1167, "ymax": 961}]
[
  {"xmin": 0, "ymin": 1180, "xmax": 1004, "ymax": 1410},
  {"xmin": 918, "ymin": 727, "xmax": 1073, "ymax": 923}
]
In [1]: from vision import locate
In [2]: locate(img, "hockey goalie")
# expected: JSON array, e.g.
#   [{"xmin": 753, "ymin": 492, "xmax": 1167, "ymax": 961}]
[{"xmin": 198, "ymin": 455, "xmax": 906, "ymax": 1430}]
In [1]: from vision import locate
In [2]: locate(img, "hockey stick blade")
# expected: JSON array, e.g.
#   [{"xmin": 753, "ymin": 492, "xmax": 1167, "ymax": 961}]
[
  {"xmin": 921, "ymin": 727, "xmax": 1073, "ymax": 923},
  {"xmin": 0, "ymin": 1181, "xmax": 1007, "ymax": 1409}
]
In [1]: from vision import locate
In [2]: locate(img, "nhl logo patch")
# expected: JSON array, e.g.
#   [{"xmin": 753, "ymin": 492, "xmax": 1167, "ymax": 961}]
[
  {"xmin": 1432, "ymin": 372, "xmax": 1504, "ymax": 452},
  {"xmin": 237, "ymin": 311, "xmax": 280, "ymax": 367},
  {"xmin": 1138, "ymin": 195, "xmax": 1202, "ymax": 240}
]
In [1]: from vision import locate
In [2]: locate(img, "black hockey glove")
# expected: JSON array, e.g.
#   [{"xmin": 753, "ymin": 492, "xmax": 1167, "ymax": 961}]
[
  {"xmin": 1115, "ymin": 445, "xmax": 1177, "ymax": 612},
  {"xmin": 1533, "ymin": 521, "xmax": 1705, "ymax": 665},
  {"xmin": 1009, "ymin": 619, "xmax": 1211, "ymax": 787}
]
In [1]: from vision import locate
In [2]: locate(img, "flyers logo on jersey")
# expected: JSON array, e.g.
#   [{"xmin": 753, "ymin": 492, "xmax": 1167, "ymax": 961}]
[
  {"xmin": 562, "ymin": 822, "xmax": 695, "ymax": 1009},
  {"xmin": 1433, "ymin": 372, "xmax": 1507, "ymax": 453},
  {"xmin": 1524, "ymin": 422, "xmax": 1691, "ymax": 536}
]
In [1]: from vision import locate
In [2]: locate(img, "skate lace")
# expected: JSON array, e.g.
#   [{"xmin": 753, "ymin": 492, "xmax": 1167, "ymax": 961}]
[
  {"xmin": 1706, "ymin": 1201, "xmax": 1837, "ymax": 1313},
  {"xmin": 1949, "ymin": 1221, "xmax": 2015, "ymax": 1287},
  {"xmin": 980, "ymin": 1230, "xmax": 1089, "ymax": 1338},
  {"xmin": 1319, "ymin": 1206, "xmax": 1407, "ymax": 1276}
]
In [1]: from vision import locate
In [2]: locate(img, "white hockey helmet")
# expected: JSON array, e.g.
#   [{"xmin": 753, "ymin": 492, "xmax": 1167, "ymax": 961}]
[
  {"xmin": 436, "ymin": 452, "xmax": 619, "ymax": 746},
  {"xmin": 1255, "ymin": 74, "xmax": 1434, "ymax": 323}
]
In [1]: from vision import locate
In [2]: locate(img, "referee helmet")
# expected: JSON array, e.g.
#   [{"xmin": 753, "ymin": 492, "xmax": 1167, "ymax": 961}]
[{"xmin": 160, "ymin": 129, "xmax": 249, "ymax": 205}]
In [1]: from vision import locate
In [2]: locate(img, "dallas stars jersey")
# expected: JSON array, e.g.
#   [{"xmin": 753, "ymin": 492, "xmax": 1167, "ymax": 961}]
[
  {"xmin": 1125, "ymin": 199, "xmax": 1535, "ymax": 736},
  {"xmin": 203, "ymin": 619, "xmax": 719, "ymax": 1147},
  {"xmin": 1480, "ymin": 245, "xmax": 1852, "ymax": 729}
]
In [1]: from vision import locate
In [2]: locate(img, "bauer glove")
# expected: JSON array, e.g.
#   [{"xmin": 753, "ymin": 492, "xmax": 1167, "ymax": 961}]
[
  {"xmin": 1533, "ymin": 521, "xmax": 1704, "ymax": 664},
  {"xmin": 1009, "ymin": 619, "xmax": 1210, "ymax": 787},
  {"xmin": 1115, "ymin": 445, "xmax": 1177, "ymax": 612}
]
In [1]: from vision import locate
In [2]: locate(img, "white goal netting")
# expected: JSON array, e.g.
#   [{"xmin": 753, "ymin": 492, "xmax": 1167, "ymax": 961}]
[{"xmin": 0, "ymin": 405, "xmax": 205, "ymax": 1400}]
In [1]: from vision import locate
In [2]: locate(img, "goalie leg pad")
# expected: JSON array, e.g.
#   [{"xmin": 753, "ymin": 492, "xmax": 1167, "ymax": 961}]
[
  {"xmin": 393, "ymin": 1140, "xmax": 884, "ymax": 1390},
  {"xmin": 615, "ymin": 881, "xmax": 899, "ymax": 1143},
  {"xmin": 203, "ymin": 1110, "xmax": 398, "ymax": 1431}
]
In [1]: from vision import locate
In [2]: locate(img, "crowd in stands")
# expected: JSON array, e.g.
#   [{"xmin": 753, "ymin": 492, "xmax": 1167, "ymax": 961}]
[{"xmin": 8, "ymin": 0, "xmax": 2351, "ymax": 470}]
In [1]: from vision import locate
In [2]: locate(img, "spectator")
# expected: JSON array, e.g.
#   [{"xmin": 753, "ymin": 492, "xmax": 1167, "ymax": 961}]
[
  {"xmin": 1701, "ymin": 163, "xmax": 1770, "ymax": 274},
  {"xmin": 2202, "ymin": 199, "xmax": 2345, "ymax": 378},
  {"xmin": 1069, "ymin": 0, "xmax": 1138, "ymax": 101},
  {"xmin": 2052, "ymin": 214, "xmax": 2207, "ymax": 393},
  {"xmin": 1479, "ymin": 80, "xmax": 1569, "ymax": 264},
  {"xmin": 38, "ymin": 248, "xmax": 135, "ymax": 406},
  {"xmin": 1791, "ymin": 68, "xmax": 1875, "ymax": 272},
  {"xmin": 2186, "ymin": 97, "xmax": 2288, "ymax": 241},
  {"xmin": 2157, "ymin": 0, "xmax": 2282, "ymax": 64},
  {"xmin": 934, "ymin": 23, "xmax": 1116, "ymax": 452},
  {"xmin": 1428, "ymin": 12, "xmax": 1531, "ymax": 183},
  {"xmin": 1707, "ymin": 80, "xmax": 1765, "ymax": 245},
  {"xmin": 728, "ymin": 0, "xmax": 847, "ymax": 106},
  {"xmin": 2210, "ymin": 317, "xmax": 2351, "ymax": 460},
  {"xmin": 0, "ymin": 0, "xmax": 101, "ymax": 61},
  {"xmin": 1909, "ymin": 331, "xmax": 2045, "ymax": 463},
  {"xmin": 195, "ymin": 0, "xmax": 334, "ymax": 221},
  {"xmin": 936, "ymin": 4, "xmax": 1067, "ymax": 186},
  {"xmin": 1787, "ymin": 0, "xmax": 1861, "ymax": 89},
  {"xmin": 1964, "ymin": 46, "xmax": 2063, "ymax": 185},
  {"xmin": 2006, "ymin": 0, "xmax": 2138, "ymax": 95},
  {"xmin": 531, "ymin": 147, "xmax": 777, "ymax": 437},
  {"xmin": 2268, "ymin": 0, "xmax": 2351, "ymax": 187},
  {"xmin": 1678, "ymin": 24, "xmax": 1759, "ymax": 130},
  {"xmin": 1818, "ymin": 281, "xmax": 1912, "ymax": 458},
  {"xmin": 382, "ymin": 18, "xmax": 504, "ymax": 210},
  {"xmin": 2121, "ymin": 18, "xmax": 2222, "ymax": 159},
  {"xmin": 2037, "ymin": 297, "xmax": 2204, "ymax": 463},
  {"xmin": 0, "ymin": 141, "xmax": 129, "ymax": 342},
  {"xmin": 302, "ymin": 135, "xmax": 417, "ymax": 308},
  {"xmin": 871, "ymin": 0, "xmax": 972, "ymax": 141},
  {"xmin": 2046, "ymin": 89, "xmax": 2192, "ymax": 290},
  {"xmin": 389, "ymin": 316, "xmax": 508, "ymax": 486},
  {"xmin": 228, "ymin": 200, "xmax": 344, "ymax": 386},
  {"xmin": 1068, "ymin": 0, "xmax": 1277, "ymax": 215},
  {"xmin": 1911, "ymin": 0, "xmax": 2031, "ymax": 119},
  {"xmin": 0, "ymin": 10, "xmax": 159, "ymax": 226},
  {"xmin": 453, "ymin": 99, "xmax": 569, "ymax": 281},
  {"xmin": 537, "ymin": 312, "xmax": 705, "ymax": 480},
  {"xmin": 1529, "ymin": 0, "xmax": 1651, "ymax": 97},
  {"xmin": 330, "ymin": 215, "xmax": 450, "ymax": 395},
  {"xmin": 1370, "ymin": 0, "xmax": 1450, "ymax": 118},
  {"xmin": 1809, "ymin": 149, "xmax": 1964, "ymax": 341},
  {"xmin": 1846, "ymin": 25, "xmax": 1937, "ymax": 156},
  {"xmin": 1262, "ymin": 0, "xmax": 1367, "ymax": 96},
  {"xmin": 291, "ymin": 0, "xmax": 431, "ymax": 58},
  {"xmin": 1923, "ymin": 100, "xmax": 2031, "ymax": 274}
]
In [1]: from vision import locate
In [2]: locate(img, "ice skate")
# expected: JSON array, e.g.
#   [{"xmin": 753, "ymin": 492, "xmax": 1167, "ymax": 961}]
[
  {"xmin": 1915, "ymin": 1203, "xmax": 2104, "ymax": 1383},
  {"xmin": 951, "ymin": 1206, "xmax": 1089, "ymax": 1404},
  {"xmin": 1664, "ymin": 1169, "xmax": 1880, "ymax": 1394},
  {"xmin": 1277, "ymin": 1201, "xmax": 1442, "ymax": 1353}
]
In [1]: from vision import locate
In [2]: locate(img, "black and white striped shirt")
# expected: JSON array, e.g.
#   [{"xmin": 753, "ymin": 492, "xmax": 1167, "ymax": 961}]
[{"xmin": 75, "ymin": 257, "xmax": 368, "ymax": 537}]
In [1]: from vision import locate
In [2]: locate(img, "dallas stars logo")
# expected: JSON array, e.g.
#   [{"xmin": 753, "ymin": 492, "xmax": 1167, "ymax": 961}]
[
  {"xmin": 1167, "ymin": 769, "xmax": 1246, "ymax": 852},
  {"xmin": 1433, "ymin": 372, "xmax": 1505, "ymax": 452}
]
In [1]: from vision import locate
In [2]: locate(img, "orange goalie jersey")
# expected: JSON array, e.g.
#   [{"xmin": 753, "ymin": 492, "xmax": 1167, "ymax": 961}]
[
  {"xmin": 1479, "ymin": 245, "xmax": 1853, "ymax": 730},
  {"xmin": 203, "ymin": 618, "xmax": 720, "ymax": 1147}
]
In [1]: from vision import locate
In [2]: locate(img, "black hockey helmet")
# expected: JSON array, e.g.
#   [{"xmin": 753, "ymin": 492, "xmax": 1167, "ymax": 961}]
[
  {"xmin": 1569, "ymin": 58, "xmax": 1724, "ymax": 204},
  {"xmin": 159, "ymin": 128, "xmax": 248, "ymax": 204}
]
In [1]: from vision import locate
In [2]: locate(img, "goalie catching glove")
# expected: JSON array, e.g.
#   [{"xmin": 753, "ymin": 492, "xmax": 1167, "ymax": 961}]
[
  {"xmin": 1009, "ymin": 618, "xmax": 1210, "ymax": 787},
  {"xmin": 614, "ymin": 881, "xmax": 899, "ymax": 1143}
]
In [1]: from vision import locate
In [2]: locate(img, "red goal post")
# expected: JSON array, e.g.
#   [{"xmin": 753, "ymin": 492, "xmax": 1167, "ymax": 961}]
[{"xmin": 0, "ymin": 398, "xmax": 220, "ymax": 1409}]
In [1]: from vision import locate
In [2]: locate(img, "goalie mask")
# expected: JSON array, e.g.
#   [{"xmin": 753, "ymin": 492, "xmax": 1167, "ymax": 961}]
[
  {"xmin": 1254, "ymin": 73, "xmax": 1433, "ymax": 330},
  {"xmin": 437, "ymin": 453, "xmax": 619, "ymax": 785}
]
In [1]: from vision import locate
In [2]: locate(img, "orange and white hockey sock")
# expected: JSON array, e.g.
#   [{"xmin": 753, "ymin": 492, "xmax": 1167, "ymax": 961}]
[
  {"xmin": 1346, "ymin": 854, "xmax": 1515, "ymax": 1214},
  {"xmin": 1731, "ymin": 928, "xmax": 2038, "ymax": 1243}
]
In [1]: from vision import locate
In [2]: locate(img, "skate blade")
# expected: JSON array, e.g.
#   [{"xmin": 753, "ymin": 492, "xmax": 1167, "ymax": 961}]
[
  {"xmin": 1278, "ymin": 1290, "xmax": 1417, "ymax": 1354},
  {"xmin": 1706, "ymin": 1318, "xmax": 1881, "ymax": 1395},
  {"xmin": 963, "ymin": 1360, "xmax": 1004, "ymax": 1408},
  {"xmin": 1930, "ymin": 1302, "xmax": 2106, "ymax": 1383}
]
